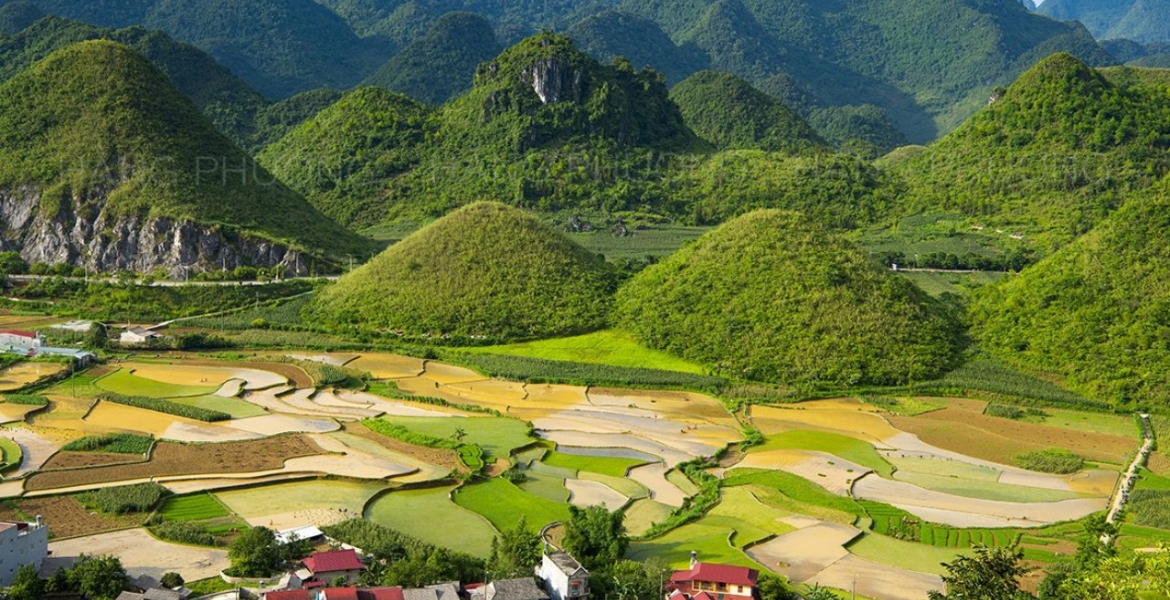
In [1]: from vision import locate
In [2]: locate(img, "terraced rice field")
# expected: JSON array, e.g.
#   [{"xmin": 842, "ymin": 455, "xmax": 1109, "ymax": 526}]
[
  {"xmin": 159, "ymin": 493, "xmax": 232, "ymax": 521},
  {"xmin": 365, "ymin": 486, "xmax": 497, "ymax": 557},
  {"xmin": 543, "ymin": 450, "xmax": 645, "ymax": 477},
  {"xmin": 84, "ymin": 402, "xmax": 203, "ymax": 436},
  {"xmin": 122, "ymin": 363, "xmax": 287, "ymax": 390},
  {"xmin": 169, "ymin": 395, "xmax": 268, "ymax": 419},
  {"xmin": 462, "ymin": 330, "xmax": 708, "ymax": 374},
  {"xmin": 378, "ymin": 416, "xmax": 533, "ymax": 460},
  {"xmin": 0, "ymin": 362, "xmax": 66, "ymax": 392},
  {"xmin": 453, "ymin": 478, "xmax": 571, "ymax": 533},
  {"xmin": 96, "ymin": 369, "xmax": 218, "ymax": 398},
  {"xmin": 218, "ymin": 479, "xmax": 386, "ymax": 526},
  {"xmin": 349, "ymin": 354, "xmax": 426, "ymax": 380},
  {"xmin": 623, "ymin": 499, "xmax": 674, "ymax": 536},
  {"xmin": 0, "ymin": 495, "xmax": 146, "ymax": 539},
  {"xmin": 628, "ymin": 520, "xmax": 762, "ymax": 568}
]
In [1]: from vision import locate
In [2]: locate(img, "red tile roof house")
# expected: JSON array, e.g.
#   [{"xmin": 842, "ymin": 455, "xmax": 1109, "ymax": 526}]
[
  {"xmin": 300, "ymin": 549, "xmax": 366, "ymax": 586},
  {"xmin": 667, "ymin": 556, "xmax": 758, "ymax": 600}
]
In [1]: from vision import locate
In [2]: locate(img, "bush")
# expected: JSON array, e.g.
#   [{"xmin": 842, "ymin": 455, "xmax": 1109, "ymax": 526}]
[
  {"xmin": 152, "ymin": 521, "xmax": 218, "ymax": 547},
  {"xmin": 5, "ymin": 394, "xmax": 48, "ymax": 406},
  {"xmin": 79, "ymin": 483, "xmax": 167, "ymax": 514},
  {"xmin": 452, "ymin": 354, "xmax": 725, "ymax": 390},
  {"xmin": 1013, "ymin": 448, "xmax": 1085, "ymax": 474},
  {"xmin": 62, "ymin": 433, "xmax": 153, "ymax": 454},
  {"xmin": 101, "ymin": 394, "xmax": 230, "ymax": 422},
  {"xmin": 985, "ymin": 404, "xmax": 1049, "ymax": 420}
]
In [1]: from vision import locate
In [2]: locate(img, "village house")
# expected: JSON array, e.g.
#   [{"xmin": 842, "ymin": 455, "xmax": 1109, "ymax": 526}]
[
  {"xmin": 471, "ymin": 578, "xmax": 549, "ymax": 600},
  {"xmin": 120, "ymin": 327, "xmax": 162, "ymax": 345},
  {"xmin": 536, "ymin": 551, "xmax": 589, "ymax": 600},
  {"xmin": 296, "ymin": 549, "xmax": 365, "ymax": 586},
  {"xmin": 667, "ymin": 555, "xmax": 758, "ymax": 600},
  {"xmin": 0, "ymin": 331, "xmax": 42, "ymax": 351},
  {"xmin": 0, "ymin": 517, "xmax": 48, "ymax": 586},
  {"xmin": 264, "ymin": 587, "xmax": 406, "ymax": 600}
]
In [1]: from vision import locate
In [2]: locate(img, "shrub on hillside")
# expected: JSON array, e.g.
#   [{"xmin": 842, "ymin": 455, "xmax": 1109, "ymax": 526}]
[
  {"xmin": 1013, "ymin": 448, "xmax": 1085, "ymax": 474},
  {"xmin": 4, "ymin": 394, "xmax": 48, "ymax": 406},
  {"xmin": 62, "ymin": 433, "xmax": 153, "ymax": 454},
  {"xmin": 151, "ymin": 521, "xmax": 218, "ymax": 547},
  {"xmin": 79, "ymin": 483, "xmax": 167, "ymax": 514}
]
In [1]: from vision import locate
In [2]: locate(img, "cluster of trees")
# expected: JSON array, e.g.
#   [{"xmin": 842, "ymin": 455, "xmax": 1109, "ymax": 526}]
[
  {"xmin": 873, "ymin": 250, "xmax": 1034, "ymax": 272},
  {"xmin": 9, "ymin": 555, "xmax": 129, "ymax": 600}
]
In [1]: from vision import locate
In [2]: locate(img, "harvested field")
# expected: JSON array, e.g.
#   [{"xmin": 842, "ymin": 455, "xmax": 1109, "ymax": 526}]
[
  {"xmin": 159, "ymin": 422, "xmax": 263, "ymax": 443},
  {"xmin": 5, "ymin": 426, "xmax": 66, "ymax": 475},
  {"xmin": 423, "ymin": 362, "xmax": 487, "ymax": 384},
  {"xmin": 623, "ymin": 498, "xmax": 674, "ymax": 536},
  {"xmin": 348, "ymin": 353, "xmax": 425, "ymax": 379},
  {"xmin": 84, "ymin": 401, "xmax": 201, "ymax": 436},
  {"xmin": 745, "ymin": 522, "xmax": 859, "ymax": 581},
  {"xmin": 44, "ymin": 528, "xmax": 228, "ymax": 582},
  {"xmin": 41, "ymin": 451, "xmax": 145, "ymax": 470},
  {"xmin": 0, "ymin": 402, "xmax": 42, "ymax": 424},
  {"xmin": 341, "ymin": 423, "xmax": 459, "ymax": 472},
  {"xmin": 223, "ymin": 414, "xmax": 340, "ymax": 437},
  {"xmin": 170, "ymin": 395, "xmax": 267, "ymax": 419},
  {"xmin": 366, "ymin": 486, "xmax": 498, "ymax": 557},
  {"xmin": 162, "ymin": 474, "xmax": 314, "ymax": 495},
  {"xmin": 846, "ymin": 533, "xmax": 970, "ymax": 576},
  {"xmin": 0, "ymin": 495, "xmax": 145, "ymax": 539},
  {"xmin": 889, "ymin": 400, "xmax": 1135, "ymax": 465},
  {"xmin": 588, "ymin": 388, "xmax": 738, "ymax": 427},
  {"xmin": 130, "ymin": 362, "xmax": 290, "ymax": 390},
  {"xmin": 271, "ymin": 352, "xmax": 359, "ymax": 367},
  {"xmin": 733, "ymin": 449, "xmax": 871, "ymax": 497},
  {"xmin": 628, "ymin": 463, "xmax": 688, "ymax": 507},
  {"xmin": 752, "ymin": 400, "xmax": 901, "ymax": 445},
  {"xmin": 24, "ymin": 436, "xmax": 325, "ymax": 491},
  {"xmin": 286, "ymin": 435, "xmax": 414, "ymax": 479},
  {"xmin": 443, "ymin": 379, "xmax": 528, "ymax": 407},
  {"xmin": 809, "ymin": 554, "xmax": 942, "ymax": 600},
  {"xmin": 96, "ymin": 369, "xmax": 217, "ymax": 399},
  {"xmin": 218, "ymin": 479, "xmax": 385, "ymax": 521},
  {"xmin": 330, "ymin": 432, "xmax": 450, "ymax": 482},
  {"xmin": 752, "ymin": 430, "xmax": 893, "ymax": 477},
  {"xmin": 0, "ymin": 362, "xmax": 66, "ymax": 392},
  {"xmin": 566, "ymin": 479, "xmax": 628, "ymax": 510},
  {"xmin": 328, "ymin": 390, "xmax": 458, "ymax": 418}
]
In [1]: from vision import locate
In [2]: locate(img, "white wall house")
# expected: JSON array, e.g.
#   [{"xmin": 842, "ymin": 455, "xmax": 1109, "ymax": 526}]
[
  {"xmin": 0, "ymin": 518, "xmax": 48, "ymax": 586},
  {"xmin": 537, "ymin": 551, "xmax": 589, "ymax": 600},
  {"xmin": 0, "ymin": 331, "xmax": 42, "ymax": 350},
  {"xmin": 120, "ymin": 327, "xmax": 161, "ymax": 345}
]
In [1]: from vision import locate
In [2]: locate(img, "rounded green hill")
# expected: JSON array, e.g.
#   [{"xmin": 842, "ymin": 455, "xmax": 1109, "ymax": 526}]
[
  {"xmin": 614, "ymin": 210, "xmax": 964, "ymax": 385},
  {"xmin": 309, "ymin": 202, "xmax": 616, "ymax": 340}
]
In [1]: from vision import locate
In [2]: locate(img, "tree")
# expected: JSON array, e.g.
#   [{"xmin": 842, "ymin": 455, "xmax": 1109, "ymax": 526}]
[
  {"xmin": 159, "ymin": 572, "xmax": 184, "ymax": 589},
  {"xmin": 84, "ymin": 322, "xmax": 108, "ymax": 351},
  {"xmin": 928, "ymin": 546, "xmax": 1033, "ymax": 600},
  {"xmin": 1052, "ymin": 548, "xmax": 1170, "ymax": 599},
  {"xmin": 228, "ymin": 527, "xmax": 285, "ymax": 577},
  {"xmin": 8, "ymin": 564, "xmax": 44, "ymax": 600},
  {"xmin": 69, "ymin": 554, "xmax": 128, "ymax": 600},
  {"xmin": 803, "ymin": 586, "xmax": 837, "ymax": 600},
  {"xmin": 756, "ymin": 573, "xmax": 797, "ymax": 600},
  {"xmin": 561, "ymin": 506, "xmax": 628, "ymax": 571},
  {"xmin": 489, "ymin": 516, "xmax": 541, "ymax": 579},
  {"xmin": 599, "ymin": 559, "xmax": 670, "ymax": 600}
]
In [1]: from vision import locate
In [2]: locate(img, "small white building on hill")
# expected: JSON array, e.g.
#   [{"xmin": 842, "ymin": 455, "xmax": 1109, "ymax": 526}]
[{"xmin": 0, "ymin": 517, "xmax": 48, "ymax": 586}]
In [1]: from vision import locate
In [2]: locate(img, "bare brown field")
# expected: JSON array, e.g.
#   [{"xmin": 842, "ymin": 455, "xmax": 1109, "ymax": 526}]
[
  {"xmin": 175, "ymin": 358, "xmax": 312, "ymax": 388},
  {"xmin": 0, "ymin": 496, "xmax": 145, "ymax": 539},
  {"xmin": 1147, "ymin": 452, "xmax": 1170, "ymax": 475},
  {"xmin": 42, "ymin": 451, "xmax": 146, "ymax": 470},
  {"xmin": 342, "ymin": 423, "xmax": 461, "ymax": 471},
  {"xmin": 889, "ymin": 400, "xmax": 1134, "ymax": 466},
  {"xmin": 25, "ymin": 435, "xmax": 324, "ymax": 491}
]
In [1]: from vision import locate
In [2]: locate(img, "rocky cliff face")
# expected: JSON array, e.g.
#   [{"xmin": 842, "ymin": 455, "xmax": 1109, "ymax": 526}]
[
  {"xmin": 522, "ymin": 57, "xmax": 583, "ymax": 104},
  {"xmin": 0, "ymin": 186, "xmax": 308, "ymax": 277}
]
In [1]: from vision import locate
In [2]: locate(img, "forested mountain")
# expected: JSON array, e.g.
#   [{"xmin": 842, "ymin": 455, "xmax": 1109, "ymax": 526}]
[
  {"xmin": 616, "ymin": 209, "xmax": 964, "ymax": 385},
  {"xmin": 669, "ymin": 71, "xmax": 825, "ymax": 153},
  {"xmin": 565, "ymin": 10, "xmax": 706, "ymax": 85},
  {"xmin": 363, "ymin": 12, "xmax": 501, "ymax": 105},
  {"xmin": 972, "ymin": 188, "xmax": 1170, "ymax": 408},
  {"xmin": 1040, "ymin": 0, "xmax": 1170, "ymax": 44},
  {"xmin": 0, "ymin": 41, "xmax": 366, "ymax": 274},
  {"xmin": 0, "ymin": 2, "xmax": 40, "ymax": 34},
  {"xmin": 259, "ymin": 88, "xmax": 428, "ymax": 227},
  {"xmin": 0, "ymin": 0, "xmax": 391, "ymax": 98},
  {"xmin": 309, "ymin": 202, "xmax": 616, "ymax": 340},
  {"xmin": 888, "ymin": 53, "xmax": 1170, "ymax": 251}
]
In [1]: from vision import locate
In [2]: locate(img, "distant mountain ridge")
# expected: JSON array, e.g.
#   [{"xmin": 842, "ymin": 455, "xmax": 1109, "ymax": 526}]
[{"xmin": 1040, "ymin": 0, "xmax": 1170, "ymax": 43}]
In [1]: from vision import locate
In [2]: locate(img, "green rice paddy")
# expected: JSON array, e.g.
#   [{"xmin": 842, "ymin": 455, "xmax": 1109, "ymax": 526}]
[
  {"xmin": 169, "ymin": 395, "xmax": 267, "ymax": 419},
  {"xmin": 0, "ymin": 436, "xmax": 21, "ymax": 470},
  {"xmin": 520, "ymin": 472, "xmax": 571, "ymax": 503},
  {"xmin": 859, "ymin": 501, "xmax": 1020, "ymax": 549},
  {"xmin": 217, "ymin": 479, "xmax": 386, "ymax": 518},
  {"xmin": 453, "ymin": 478, "xmax": 571, "ymax": 533},
  {"xmin": 159, "ymin": 494, "xmax": 231, "ymax": 522},
  {"xmin": 463, "ymin": 330, "xmax": 707, "ymax": 374},
  {"xmin": 628, "ymin": 521, "xmax": 762, "ymax": 569},
  {"xmin": 543, "ymin": 451, "xmax": 646, "ymax": 477},
  {"xmin": 754, "ymin": 431, "xmax": 895, "ymax": 477},
  {"xmin": 578, "ymin": 472, "xmax": 650, "ymax": 499},
  {"xmin": 97, "ymin": 370, "xmax": 217, "ymax": 399},
  {"xmin": 365, "ymin": 486, "xmax": 498, "ymax": 557},
  {"xmin": 846, "ymin": 533, "xmax": 971, "ymax": 576},
  {"xmin": 379, "ymin": 416, "xmax": 533, "ymax": 460},
  {"xmin": 623, "ymin": 499, "xmax": 675, "ymax": 536}
]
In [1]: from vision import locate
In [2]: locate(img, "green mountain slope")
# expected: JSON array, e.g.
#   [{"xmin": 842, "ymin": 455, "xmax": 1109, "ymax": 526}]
[
  {"xmin": 363, "ymin": 12, "xmax": 500, "ymax": 105},
  {"xmin": 615, "ymin": 209, "xmax": 964, "ymax": 385},
  {"xmin": 890, "ymin": 53, "xmax": 1170, "ymax": 251},
  {"xmin": 0, "ymin": 2, "xmax": 41, "ymax": 34},
  {"xmin": 0, "ymin": 41, "xmax": 365, "ymax": 261},
  {"xmin": 1038, "ymin": 0, "xmax": 1165, "ymax": 41},
  {"xmin": 6, "ymin": 0, "xmax": 390, "ymax": 98},
  {"xmin": 1105, "ymin": 0, "xmax": 1170, "ymax": 43},
  {"xmin": 308, "ymin": 201, "xmax": 616, "ymax": 340},
  {"xmin": 971, "ymin": 188, "xmax": 1170, "ymax": 408},
  {"xmin": 0, "ymin": 16, "xmax": 267, "ymax": 148},
  {"xmin": 669, "ymin": 70, "xmax": 824, "ymax": 153},
  {"xmin": 565, "ymin": 9, "xmax": 706, "ymax": 84},
  {"xmin": 259, "ymin": 87, "xmax": 427, "ymax": 227},
  {"xmin": 250, "ymin": 88, "xmax": 346, "ymax": 150}
]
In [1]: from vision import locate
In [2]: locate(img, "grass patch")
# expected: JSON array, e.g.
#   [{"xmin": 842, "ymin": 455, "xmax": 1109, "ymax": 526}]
[
  {"xmin": 1134, "ymin": 469, "xmax": 1170, "ymax": 491},
  {"xmin": 0, "ymin": 436, "xmax": 22, "ymax": 471},
  {"xmin": 571, "ymin": 225, "xmax": 712, "ymax": 263},
  {"xmin": 463, "ymin": 330, "xmax": 707, "ymax": 375},
  {"xmin": 667, "ymin": 469, "xmax": 701, "ymax": 496},
  {"xmin": 366, "ymin": 486, "xmax": 498, "ymax": 557},
  {"xmin": 61, "ymin": 433, "xmax": 153, "ymax": 454},
  {"xmin": 1037, "ymin": 409, "xmax": 1141, "ymax": 438},
  {"xmin": 453, "ymin": 478, "xmax": 571, "ymax": 533},
  {"xmin": 377, "ymin": 416, "xmax": 533, "ymax": 460},
  {"xmin": 723, "ymin": 469, "xmax": 864, "ymax": 518},
  {"xmin": 543, "ymin": 451, "xmax": 646, "ymax": 478},
  {"xmin": 159, "ymin": 494, "xmax": 230, "ymax": 522},
  {"xmin": 4, "ymin": 394, "xmax": 48, "ymax": 406},
  {"xmin": 754, "ymin": 430, "xmax": 894, "ymax": 477},
  {"xmin": 1013, "ymin": 448, "xmax": 1085, "ymax": 474},
  {"xmin": 859, "ymin": 395, "xmax": 943, "ymax": 416},
  {"xmin": 450, "ymin": 353, "xmax": 725, "ymax": 390},
  {"xmin": 519, "ymin": 472, "xmax": 571, "ymax": 503},
  {"xmin": 96, "ymin": 369, "xmax": 217, "ymax": 399},
  {"xmin": 895, "ymin": 271, "xmax": 1007, "ymax": 298},
  {"xmin": 847, "ymin": 532, "xmax": 971, "ymax": 576},
  {"xmin": 704, "ymin": 488, "xmax": 796, "ymax": 542},
  {"xmin": 628, "ymin": 521, "xmax": 760, "ymax": 569}
]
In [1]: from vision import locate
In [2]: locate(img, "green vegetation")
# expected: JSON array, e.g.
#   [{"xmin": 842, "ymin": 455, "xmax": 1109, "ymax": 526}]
[
  {"xmin": 1013, "ymin": 448, "xmax": 1086, "ymax": 474},
  {"xmin": 169, "ymin": 395, "xmax": 267, "ymax": 419},
  {"xmin": 722, "ymin": 469, "xmax": 865, "ymax": 519},
  {"xmin": 617, "ymin": 210, "xmax": 964, "ymax": 386},
  {"xmin": 365, "ymin": 487, "xmax": 498, "ymax": 558},
  {"xmin": 453, "ymin": 478, "xmax": 572, "ymax": 533},
  {"xmin": 669, "ymin": 71, "xmax": 824, "ymax": 153},
  {"xmin": 3, "ymin": 394, "xmax": 47, "ymax": 406},
  {"xmin": 911, "ymin": 359, "xmax": 1106, "ymax": 410},
  {"xmin": 985, "ymin": 404, "xmax": 1049, "ymax": 421},
  {"xmin": 0, "ymin": 3, "xmax": 42, "ymax": 35},
  {"xmin": 100, "ymin": 394, "xmax": 231, "ymax": 422},
  {"xmin": 61, "ymin": 433, "xmax": 153, "ymax": 454},
  {"xmin": 0, "ymin": 437, "xmax": 22, "ymax": 471},
  {"xmin": 258, "ymin": 87, "xmax": 428, "ymax": 227},
  {"xmin": 309, "ymin": 202, "xmax": 616, "ymax": 341},
  {"xmin": 79, "ymin": 483, "xmax": 167, "ymax": 514},
  {"xmin": 159, "ymin": 494, "xmax": 230, "ymax": 522},
  {"xmin": 755, "ymin": 431, "xmax": 894, "ymax": 478},
  {"xmin": 859, "ymin": 500, "xmax": 1020, "ymax": 549},
  {"xmin": 151, "ymin": 521, "xmax": 217, "ymax": 547},
  {"xmin": 321, "ymin": 518, "xmax": 485, "ymax": 586},
  {"xmin": 542, "ymin": 451, "xmax": 646, "ymax": 478},
  {"xmin": 97, "ymin": 370, "xmax": 216, "ymax": 399},
  {"xmin": 847, "ymin": 533, "xmax": 971, "ymax": 576},
  {"xmin": 0, "ymin": 41, "xmax": 367, "ymax": 266},
  {"xmin": 1040, "ymin": 0, "xmax": 1170, "ymax": 44},
  {"xmin": 364, "ymin": 12, "xmax": 501, "ymax": 105},
  {"xmin": 565, "ymin": 9, "xmax": 705, "ymax": 85},
  {"xmin": 452, "ymin": 353, "xmax": 725, "ymax": 389},
  {"xmin": 374, "ymin": 415, "xmax": 532, "ymax": 460},
  {"xmin": 462, "ymin": 330, "xmax": 707, "ymax": 375},
  {"xmin": 971, "ymin": 191, "xmax": 1170, "ymax": 409},
  {"xmin": 1128, "ymin": 489, "xmax": 1170, "ymax": 529}
]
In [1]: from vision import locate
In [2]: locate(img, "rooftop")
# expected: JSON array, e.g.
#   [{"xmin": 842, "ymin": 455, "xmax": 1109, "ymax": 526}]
[
  {"xmin": 304, "ymin": 549, "xmax": 364, "ymax": 574},
  {"xmin": 487, "ymin": 578, "xmax": 549, "ymax": 600},
  {"xmin": 671, "ymin": 564, "xmax": 759, "ymax": 588},
  {"xmin": 545, "ymin": 551, "xmax": 587, "ymax": 577}
]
